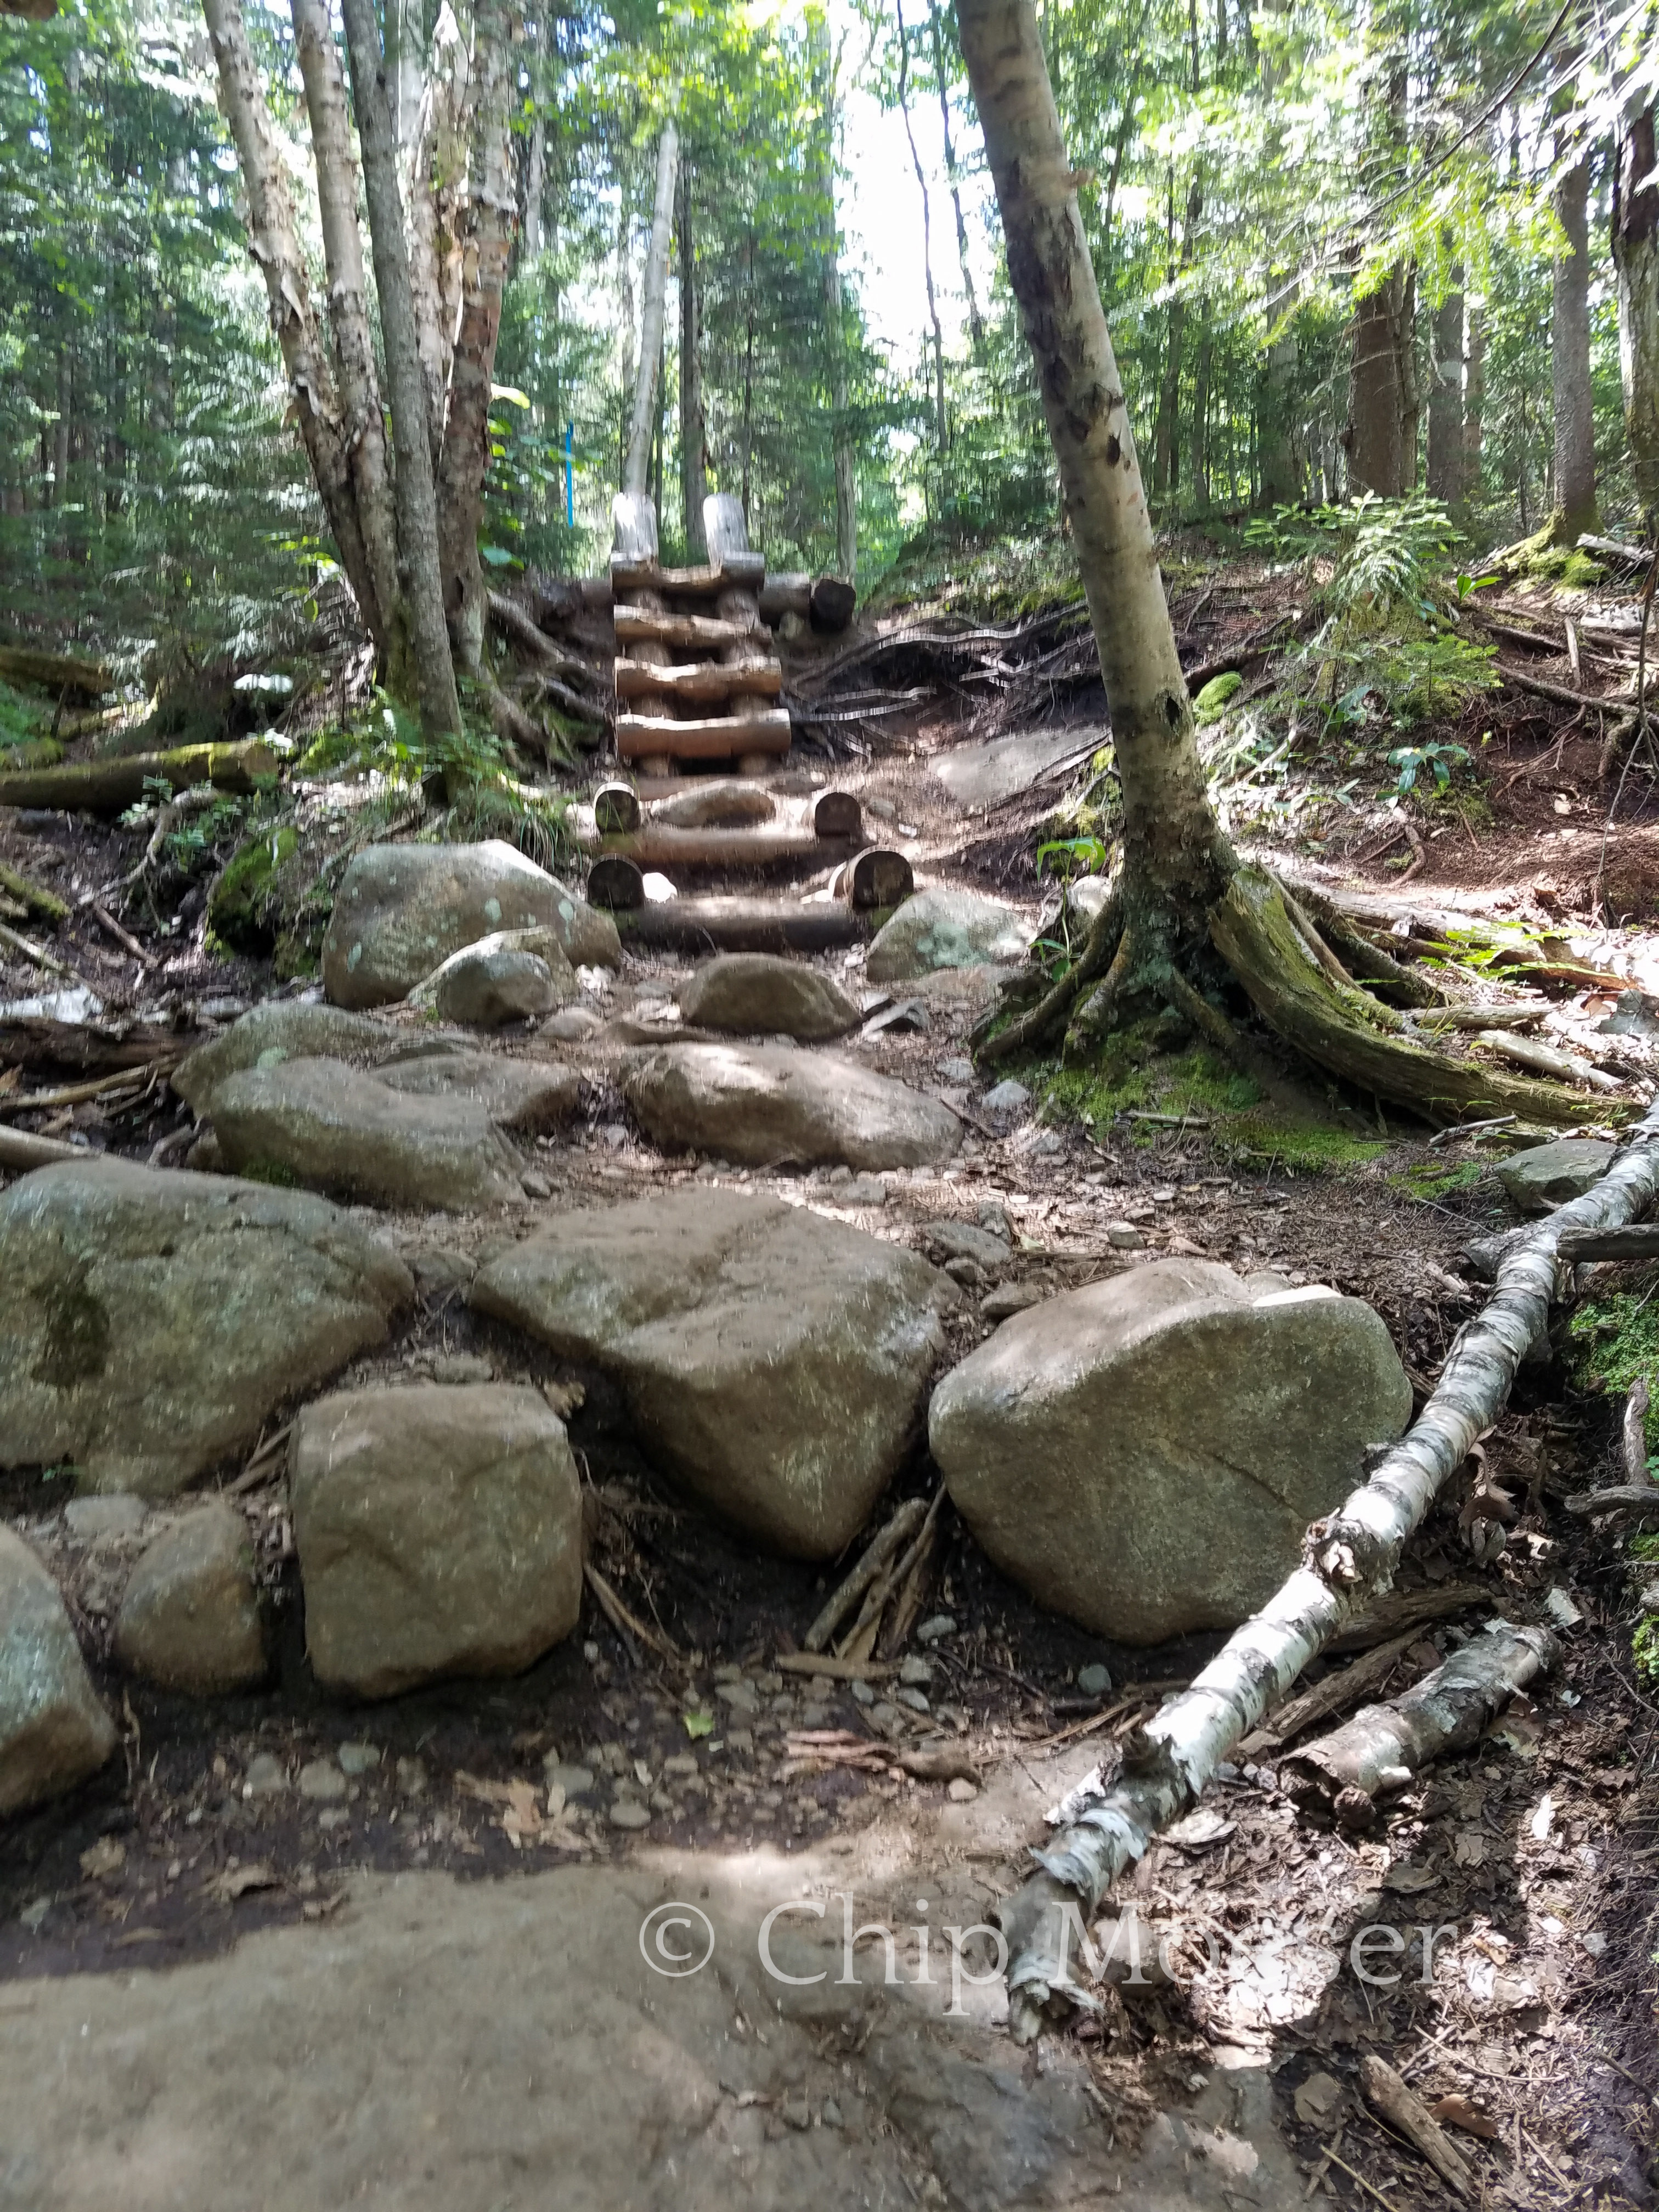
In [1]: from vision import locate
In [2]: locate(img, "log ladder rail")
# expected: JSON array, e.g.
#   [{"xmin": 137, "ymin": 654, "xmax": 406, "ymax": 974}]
[{"xmin": 610, "ymin": 492, "xmax": 792, "ymax": 774}]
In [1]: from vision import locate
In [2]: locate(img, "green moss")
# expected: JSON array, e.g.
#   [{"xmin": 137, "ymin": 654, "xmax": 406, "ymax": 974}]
[
  {"xmin": 1391, "ymin": 1158, "xmax": 1488, "ymax": 1203},
  {"xmin": 208, "ymin": 825, "xmax": 298, "ymax": 955},
  {"xmin": 1194, "ymin": 671, "xmax": 1244, "ymax": 725},
  {"xmin": 31, "ymin": 1265, "xmax": 111, "ymax": 1388},
  {"xmin": 1568, "ymin": 1292, "xmax": 1659, "ymax": 1448},
  {"xmin": 1042, "ymin": 1043, "xmax": 1386, "ymax": 1172},
  {"xmin": 1634, "ymin": 1617, "xmax": 1659, "ymax": 1683},
  {"xmin": 240, "ymin": 1158, "xmax": 300, "ymax": 1188}
]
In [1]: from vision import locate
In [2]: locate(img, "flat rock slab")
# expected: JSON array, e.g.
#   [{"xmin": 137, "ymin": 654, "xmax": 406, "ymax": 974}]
[
  {"xmin": 0, "ymin": 1160, "xmax": 412, "ymax": 1498},
  {"xmin": 623, "ymin": 1041, "xmax": 960, "ymax": 1172},
  {"xmin": 289, "ymin": 1383, "xmax": 583, "ymax": 1697},
  {"xmin": 931, "ymin": 724, "xmax": 1108, "ymax": 810},
  {"xmin": 374, "ymin": 1048, "xmax": 580, "ymax": 1135},
  {"xmin": 866, "ymin": 887, "xmax": 1031, "ymax": 983},
  {"xmin": 0, "ymin": 1525, "xmax": 117, "ymax": 1814},
  {"xmin": 172, "ymin": 1001, "xmax": 403, "ymax": 1115},
  {"xmin": 113, "ymin": 1500, "xmax": 269, "ymax": 1695},
  {"xmin": 322, "ymin": 840, "xmax": 619, "ymax": 1011},
  {"xmin": 930, "ymin": 1258, "xmax": 1413, "ymax": 1644},
  {"xmin": 678, "ymin": 953, "xmax": 861, "ymax": 1041},
  {"xmin": 1497, "ymin": 1136, "xmax": 1618, "ymax": 1214},
  {"xmin": 212, "ymin": 1057, "xmax": 527, "ymax": 1212},
  {"xmin": 472, "ymin": 1188, "xmax": 956, "ymax": 1556}
]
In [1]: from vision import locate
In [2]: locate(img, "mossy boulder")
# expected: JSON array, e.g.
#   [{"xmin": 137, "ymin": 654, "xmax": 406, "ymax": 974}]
[
  {"xmin": 209, "ymin": 826, "xmax": 299, "ymax": 955},
  {"xmin": 1194, "ymin": 672, "xmax": 1244, "ymax": 725}
]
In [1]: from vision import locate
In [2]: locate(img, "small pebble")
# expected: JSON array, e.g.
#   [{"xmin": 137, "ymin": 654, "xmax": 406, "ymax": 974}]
[
  {"xmin": 1077, "ymin": 1662, "xmax": 1113, "ymax": 1697},
  {"xmin": 781, "ymin": 2098, "xmax": 812, "ymax": 2131},
  {"xmin": 545, "ymin": 1762, "xmax": 595, "ymax": 1798},
  {"xmin": 1105, "ymin": 1223, "xmax": 1146, "ymax": 1250},
  {"xmin": 337, "ymin": 1742, "xmax": 382, "ymax": 1776},
  {"xmin": 242, "ymin": 1753, "xmax": 287, "ymax": 1799},
  {"xmin": 981, "ymin": 1079, "xmax": 1031, "ymax": 1114},
  {"xmin": 916, "ymin": 1615, "xmax": 956, "ymax": 1645},
  {"xmin": 947, "ymin": 1779, "xmax": 979, "ymax": 1804},
  {"xmin": 608, "ymin": 1798, "xmax": 651, "ymax": 1831},
  {"xmin": 298, "ymin": 1759, "xmax": 347, "ymax": 1803},
  {"xmin": 850, "ymin": 1679, "xmax": 876, "ymax": 1707},
  {"xmin": 822, "ymin": 2098, "xmax": 844, "ymax": 2129},
  {"xmin": 895, "ymin": 1688, "xmax": 930, "ymax": 1714},
  {"xmin": 899, "ymin": 1656, "xmax": 933, "ymax": 1687}
]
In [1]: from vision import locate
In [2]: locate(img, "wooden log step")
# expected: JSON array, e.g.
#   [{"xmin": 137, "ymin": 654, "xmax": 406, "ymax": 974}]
[
  {"xmin": 614, "ymin": 658, "xmax": 783, "ymax": 703},
  {"xmin": 616, "ymin": 896, "xmax": 867, "ymax": 954},
  {"xmin": 835, "ymin": 848, "xmax": 915, "ymax": 911},
  {"xmin": 0, "ymin": 737, "xmax": 280, "ymax": 815},
  {"xmin": 614, "ymin": 608, "xmax": 766, "ymax": 651},
  {"xmin": 758, "ymin": 573, "xmax": 857, "ymax": 633},
  {"xmin": 588, "ymin": 854, "xmax": 647, "ymax": 910},
  {"xmin": 611, "ymin": 554, "xmax": 767, "ymax": 596},
  {"xmin": 616, "ymin": 708, "xmax": 791, "ymax": 761},
  {"xmin": 586, "ymin": 825, "xmax": 861, "ymax": 874},
  {"xmin": 593, "ymin": 781, "xmax": 643, "ymax": 834},
  {"xmin": 812, "ymin": 789, "xmax": 862, "ymax": 839}
]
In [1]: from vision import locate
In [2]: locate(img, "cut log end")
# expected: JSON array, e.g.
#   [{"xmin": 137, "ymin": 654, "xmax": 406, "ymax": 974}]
[
  {"xmin": 843, "ymin": 848, "xmax": 916, "ymax": 912},
  {"xmin": 586, "ymin": 854, "xmax": 647, "ymax": 911}
]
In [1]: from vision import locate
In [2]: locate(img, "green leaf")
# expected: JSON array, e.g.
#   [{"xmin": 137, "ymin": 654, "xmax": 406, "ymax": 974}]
[
  {"xmin": 489, "ymin": 383, "xmax": 531, "ymax": 408},
  {"xmin": 682, "ymin": 1709, "xmax": 715, "ymax": 1740}
]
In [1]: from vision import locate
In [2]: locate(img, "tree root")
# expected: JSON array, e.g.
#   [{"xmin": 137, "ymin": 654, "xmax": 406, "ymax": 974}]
[
  {"xmin": 1060, "ymin": 925, "xmax": 1135, "ymax": 1059},
  {"xmin": 978, "ymin": 882, "xmax": 1122, "ymax": 1064},
  {"xmin": 1285, "ymin": 882, "xmax": 1447, "ymax": 1009},
  {"xmin": 1210, "ymin": 867, "xmax": 1605, "ymax": 1127}
]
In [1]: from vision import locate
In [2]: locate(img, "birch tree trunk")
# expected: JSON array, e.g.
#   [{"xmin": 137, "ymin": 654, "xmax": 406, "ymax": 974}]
[
  {"xmin": 290, "ymin": 0, "xmax": 400, "ymax": 647},
  {"xmin": 956, "ymin": 0, "xmax": 1232, "ymax": 948},
  {"xmin": 1614, "ymin": 104, "xmax": 1659, "ymax": 519},
  {"xmin": 678, "ymin": 163, "xmax": 708, "ymax": 562},
  {"xmin": 200, "ymin": 0, "xmax": 382, "ymax": 645},
  {"xmin": 339, "ymin": 0, "xmax": 461, "ymax": 734},
  {"xmin": 436, "ymin": 0, "xmax": 516, "ymax": 673},
  {"xmin": 1552, "ymin": 148, "xmax": 1600, "ymax": 540},
  {"xmin": 405, "ymin": 2, "xmax": 470, "ymax": 464},
  {"xmin": 624, "ymin": 121, "xmax": 679, "ymax": 499}
]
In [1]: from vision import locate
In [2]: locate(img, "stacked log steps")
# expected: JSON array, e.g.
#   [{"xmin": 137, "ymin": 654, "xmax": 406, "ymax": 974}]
[{"xmin": 611, "ymin": 548, "xmax": 791, "ymax": 772}]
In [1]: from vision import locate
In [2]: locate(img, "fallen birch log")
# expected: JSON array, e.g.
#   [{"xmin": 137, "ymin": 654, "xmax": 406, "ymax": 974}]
[
  {"xmin": 1559, "ymin": 1224, "xmax": 1659, "ymax": 1263},
  {"xmin": 1280, "ymin": 1620, "xmax": 1556, "ymax": 1814},
  {"xmin": 995, "ymin": 1098, "xmax": 1659, "ymax": 2042},
  {"xmin": 0, "ymin": 737, "xmax": 279, "ymax": 814},
  {"xmin": 0, "ymin": 1126, "xmax": 89, "ymax": 1172},
  {"xmin": 1477, "ymin": 1028, "xmax": 1621, "ymax": 1093},
  {"xmin": 1236, "ymin": 1626, "xmax": 1424, "ymax": 1756}
]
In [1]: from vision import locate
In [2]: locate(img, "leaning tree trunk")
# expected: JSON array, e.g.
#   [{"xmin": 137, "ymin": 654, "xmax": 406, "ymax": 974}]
[
  {"xmin": 200, "ymin": 0, "xmax": 382, "ymax": 648},
  {"xmin": 340, "ymin": 0, "xmax": 461, "ymax": 734},
  {"xmin": 1614, "ymin": 104, "xmax": 1659, "ymax": 520},
  {"xmin": 1553, "ymin": 147, "xmax": 1600, "ymax": 542},
  {"xmin": 624, "ymin": 121, "xmax": 679, "ymax": 499},
  {"xmin": 678, "ymin": 162, "xmax": 709, "ymax": 562},
  {"xmin": 435, "ymin": 0, "xmax": 516, "ymax": 673},
  {"xmin": 956, "ymin": 0, "xmax": 1232, "ymax": 958}
]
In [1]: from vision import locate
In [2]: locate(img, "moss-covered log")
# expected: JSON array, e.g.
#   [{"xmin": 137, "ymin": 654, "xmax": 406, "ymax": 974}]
[
  {"xmin": 0, "ymin": 863, "xmax": 70, "ymax": 926},
  {"xmin": 0, "ymin": 737, "xmax": 278, "ymax": 815},
  {"xmin": 1209, "ymin": 868, "xmax": 1604, "ymax": 1127},
  {"xmin": 0, "ymin": 645, "xmax": 113, "ymax": 699}
]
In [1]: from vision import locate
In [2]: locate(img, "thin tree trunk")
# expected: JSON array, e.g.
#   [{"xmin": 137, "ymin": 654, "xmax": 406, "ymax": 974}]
[
  {"xmin": 925, "ymin": 0, "xmax": 984, "ymax": 351},
  {"xmin": 678, "ymin": 162, "xmax": 708, "ymax": 562},
  {"xmin": 1189, "ymin": 304, "xmax": 1211, "ymax": 508},
  {"xmin": 624, "ymin": 120, "xmax": 679, "ymax": 498},
  {"xmin": 521, "ymin": 9, "xmax": 545, "ymax": 262},
  {"xmin": 1155, "ymin": 180, "xmax": 1199, "ymax": 506},
  {"xmin": 956, "ymin": 0, "xmax": 1232, "ymax": 946},
  {"xmin": 1613, "ymin": 104, "xmax": 1659, "ymax": 520},
  {"xmin": 812, "ymin": 18, "xmax": 857, "ymax": 580},
  {"xmin": 436, "ymin": 0, "xmax": 516, "ymax": 673},
  {"xmin": 1464, "ymin": 297, "xmax": 1486, "ymax": 499},
  {"xmin": 742, "ymin": 229, "xmax": 755, "ymax": 529},
  {"xmin": 895, "ymin": 0, "xmax": 947, "ymax": 453},
  {"xmin": 405, "ymin": 2, "xmax": 470, "ymax": 465},
  {"xmin": 291, "ymin": 0, "xmax": 400, "ymax": 649},
  {"xmin": 200, "ymin": 0, "xmax": 383, "ymax": 648},
  {"xmin": 339, "ymin": 0, "xmax": 461, "ymax": 733},
  {"xmin": 1552, "ymin": 146, "xmax": 1599, "ymax": 540},
  {"xmin": 1257, "ymin": 285, "xmax": 1299, "ymax": 507},
  {"xmin": 1425, "ymin": 261, "xmax": 1464, "ymax": 509}
]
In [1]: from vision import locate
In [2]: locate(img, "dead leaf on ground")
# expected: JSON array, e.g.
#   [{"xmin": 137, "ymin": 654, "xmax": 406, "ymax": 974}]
[
  {"xmin": 78, "ymin": 1837, "xmax": 126, "ymax": 1881},
  {"xmin": 1294, "ymin": 2070, "xmax": 1348, "ymax": 2126},
  {"xmin": 1164, "ymin": 1808, "xmax": 1237, "ymax": 1851},
  {"xmin": 1429, "ymin": 2093, "xmax": 1499, "ymax": 2140},
  {"xmin": 1384, "ymin": 1863, "xmax": 1441, "ymax": 1894},
  {"xmin": 210, "ymin": 1863, "xmax": 280, "ymax": 1903}
]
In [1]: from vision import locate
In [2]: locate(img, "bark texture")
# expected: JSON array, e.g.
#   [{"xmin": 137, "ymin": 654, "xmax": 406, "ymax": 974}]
[
  {"xmin": 1552, "ymin": 150, "xmax": 1599, "ymax": 541},
  {"xmin": 956, "ymin": 0, "xmax": 1230, "ymax": 939},
  {"xmin": 1425, "ymin": 269, "xmax": 1463, "ymax": 508},
  {"xmin": 1614, "ymin": 105, "xmax": 1659, "ymax": 516},
  {"xmin": 1346, "ymin": 266, "xmax": 1415, "ymax": 496},
  {"xmin": 812, "ymin": 20, "xmax": 858, "ymax": 582},
  {"xmin": 678, "ymin": 165, "xmax": 708, "ymax": 562},
  {"xmin": 624, "ymin": 122, "xmax": 679, "ymax": 498},
  {"xmin": 998, "ymin": 1101, "xmax": 1659, "ymax": 2040}
]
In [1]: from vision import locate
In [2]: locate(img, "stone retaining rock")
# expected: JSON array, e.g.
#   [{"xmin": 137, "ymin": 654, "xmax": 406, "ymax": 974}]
[
  {"xmin": 289, "ymin": 1383, "xmax": 583, "ymax": 1697},
  {"xmin": 866, "ymin": 887, "xmax": 1029, "ymax": 984},
  {"xmin": 678, "ymin": 954, "xmax": 861, "ymax": 1041},
  {"xmin": 0, "ymin": 1526, "xmax": 117, "ymax": 1813},
  {"xmin": 113, "ymin": 1500, "xmax": 269, "ymax": 1695},
  {"xmin": 929, "ymin": 1258, "xmax": 1413, "ymax": 1644},
  {"xmin": 321, "ymin": 840, "xmax": 619, "ymax": 1010},
  {"xmin": 173, "ymin": 1001, "xmax": 403, "ymax": 1115},
  {"xmin": 408, "ymin": 928, "xmax": 579, "ymax": 1028},
  {"xmin": 623, "ymin": 1041, "xmax": 959, "ymax": 1171},
  {"xmin": 471, "ymin": 1188, "xmax": 956, "ymax": 1556},
  {"xmin": 0, "ymin": 1160, "xmax": 413, "ymax": 1498},
  {"xmin": 211, "ymin": 1057, "xmax": 526, "ymax": 1211},
  {"xmin": 375, "ymin": 1049, "xmax": 580, "ymax": 1135},
  {"xmin": 1497, "ymin": 1136, "xmax": 1618, "ymax": 1214}
]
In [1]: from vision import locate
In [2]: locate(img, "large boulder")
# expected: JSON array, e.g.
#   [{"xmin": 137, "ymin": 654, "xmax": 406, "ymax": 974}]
[
  {"xmin": 113, "ymin": 1500, "xmax": 269, "ymax": 1695},
  {"xmin": 408, "ymin": 927, "xmax": 579, "ymax": 1028},
  {"xmin": 866, "ymin": 887, "xmax": 1030, "ymax": 984},
  {"xmin": 172, "ymin": 1001, "xmax": 404, "ymax": 1117},
  {"xmin": 471, "ymin": 1188, "xmax": 956, "ymax": 1556},
  {"xmin": 623, "ymin": 1042, "xmax": 959, "ymax": 1171},
  {"xmin": 1497, "ymin": 1136, "xmax": 1618, "ymax": 1215},
  {"xmin": 679, "ymin": 954, "xmax": 861, "ymax": 1041},
  {"xmin": 289, "ymin": 1383, "xmax": 583, "ymax": 1697},
  {"xmin": 0, "ymin": 1160, "xmax": 412, "ymax": 1498},
  {"xmin": 0, "ymin": 1526, "xmax": 117, "ymax": 1813},
  {"xmin": 929, "ymin": 1259, "xmax": 1413, "ymax": 1645},
  {"xmin": 321, "ymin": 840, "xmax": 619, "ymax": 1011},
  {"xmin": 375, "ymin": 1049, "xmax": 580, "ymax": 1135},
  {"xmin": 211, "ymin": 1057, "xmax": 527, "ymax": 1212}
]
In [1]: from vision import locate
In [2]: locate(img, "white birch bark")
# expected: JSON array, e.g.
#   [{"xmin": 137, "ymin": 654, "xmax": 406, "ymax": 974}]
[
  {"xmin": 624, "ymin": 120, "xmax": 679, "ymax": 499},
  {"xmin": 998, "ymin": 1099, "xmax": 1659, "ymax": 2041},
  {"xmin": 406, "ymin": 1, "xmax": 470, "ymax": 462}
]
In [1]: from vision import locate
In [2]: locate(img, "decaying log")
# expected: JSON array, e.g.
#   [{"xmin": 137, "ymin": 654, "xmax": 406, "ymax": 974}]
[
  {"xmin": 0, "ymin": 1126, "xmax": 89, "ymax": 1172},
  {"xmin": 1477, "ymin": 1028, "xmax": 1621, "ymax": 1092},
  {"xmin": 837, "ymin": 848, "xmax": 915, "ymax": 911},
  {"xmin": 0, "ymin": 645, "xmax": 114, "ymax": 699},
  {"xmin": 1414, "ymin": 1003, "xmax": 1549, "ymax": 1031},
  {"xmin": 1559, "ymin": 1224, "xmax": 1659, "ymax": 1263},
  {"xmin": 1359, "ymin": 2056, "xmax": 1473, "ymax": 2201},
  {"xmin": 804, "ymin": 1497, "xmax": 929, "ymax": 1652},
  {"xmin": 1328, "ymin": 1581, "xmax": 1494, "ymax": 1652},
  {"xmin": 0, "ymin": 864, "xmax": 70, "ymax": 926},
  {"xmin": 615, "ymin": 708, "xmax": 792, "ymax": 761},
  {"xmin": 1564, "ymin": 1482, "xmax": 1659, "ymax": 1515},
  {"xmin": 757, "ymin": 571, "xmax": 857, "ymax": 631},
  {"xmin": 1280, "ymin": 1620, "xmax": 1557, "ymax": 1810},
  {"xmin": 0, "ymin": 737, "xmax": 279, "ymax": 815},
  {"xmin": 995, "ymin": 1100, "xmax": 1659, "ymax": 2041},
  {"xmin": 1237, "ymin": 1626, "xmax": 1424, "ymax": 1756},
  {"xmin": 614, "ymin": 657, "xmax": 784, "ymax": 703},
  {"xmin": 1624, "ymin": 1378, "xmax": 1650, "ymax": 1482},
  {"xmin": 0, "ymin": 920, "xmax": 78, "ymax": 980},
  {"xmin": 616, "ymin": 896, "xmax": 865, "ymax": 955}
]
